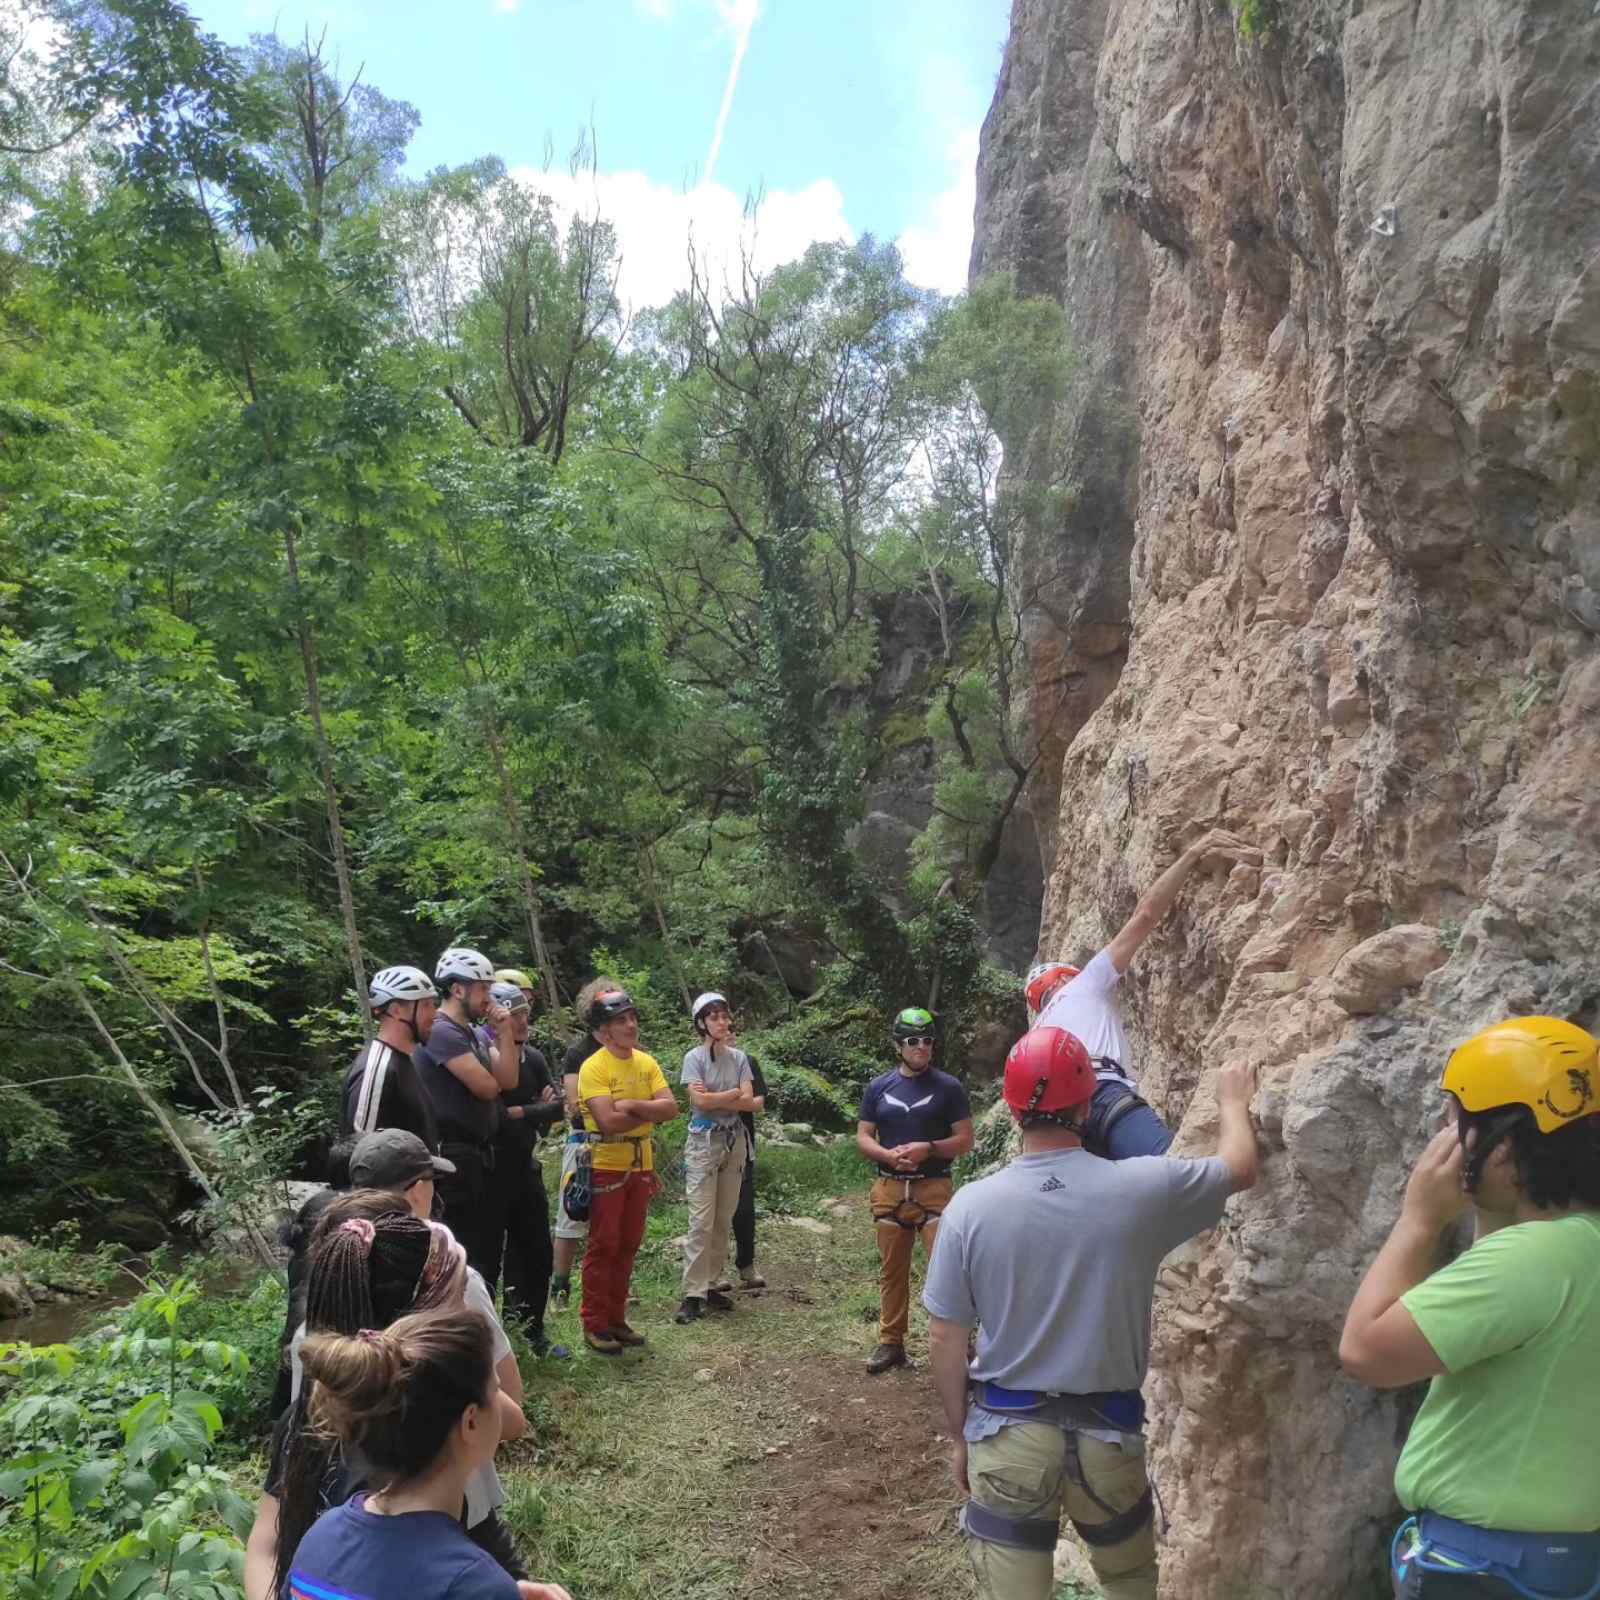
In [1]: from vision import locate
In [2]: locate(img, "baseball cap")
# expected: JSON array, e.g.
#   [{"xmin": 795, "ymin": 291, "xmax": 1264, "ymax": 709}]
[{"xmin": 349, "ymin": 1128, "xmax": 457, "ymax": 1190}]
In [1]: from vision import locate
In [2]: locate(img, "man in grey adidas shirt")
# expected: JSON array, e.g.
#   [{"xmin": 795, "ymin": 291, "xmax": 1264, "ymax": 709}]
[{"xmin": 923, "ymin": 1027, "xmax": 1259, "ymax": 1600}]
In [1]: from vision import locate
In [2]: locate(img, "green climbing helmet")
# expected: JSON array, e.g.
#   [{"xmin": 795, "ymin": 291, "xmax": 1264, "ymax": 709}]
[{"xmin": 891, "ymin": 1007, "xmax": 937, "ymax": 1042}]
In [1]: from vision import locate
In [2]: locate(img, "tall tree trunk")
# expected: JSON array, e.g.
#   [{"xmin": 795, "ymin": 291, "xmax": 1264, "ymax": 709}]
[
  {"xmin": 282, "ymin": 522, "xmax": 370, "ymax": 1039},
  {"xmin": 483, "ymin": 722, "xmax": 562, "ymax": 1004}
]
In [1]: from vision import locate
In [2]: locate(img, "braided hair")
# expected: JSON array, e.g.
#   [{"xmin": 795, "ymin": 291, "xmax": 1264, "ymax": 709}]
[{"xmin": 271, "ymin": 1194, "xmax": 468, "ymax": 1596}]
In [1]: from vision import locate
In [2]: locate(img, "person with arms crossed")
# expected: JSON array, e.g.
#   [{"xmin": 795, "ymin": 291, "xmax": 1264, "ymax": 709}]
[
  {"xmin": 924, "ymin": 1026, "xmax": 1259, "ymax": 1600},
  {"xmin": 1024, "ymin": 828, "xmax": 1261, "ymax": 1159},
  {"xmin": 574, "ymin": 988, "xmax": 679, "ymax": 1355},
  {"xmin": 674, "ymin": 991, "xmax": 759, "ymax": 1324},
  {"xmin": 1340, "ymin": 1017, "xmax": 1600, "ymax": 1599},
  {"xmin": 415, "ymin": 946, "xmax": 518, "ymax": 1288},
  {"xmin": 857, "ymin": 1006, "xmax": 974, "ymax": 1375}
]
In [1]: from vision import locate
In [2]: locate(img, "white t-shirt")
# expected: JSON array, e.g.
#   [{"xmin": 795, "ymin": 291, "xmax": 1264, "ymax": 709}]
[
  {"xmin": 289, "ymin": 1265, "xmax": 511, "ymax": 1526},
  {"xmin": 1035, "ymin": 947, "xmax": 1134, "ymax": 1084}
]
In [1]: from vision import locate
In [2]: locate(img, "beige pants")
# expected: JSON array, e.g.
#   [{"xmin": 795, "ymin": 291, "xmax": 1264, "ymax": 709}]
[
  {"xmin": 966, "ymin": 1419, "xmax": 1157, "ymax": 1600},
  {"xmin": 681, "ymin": 1130, "xmax": 747, "ymax": 1299}
]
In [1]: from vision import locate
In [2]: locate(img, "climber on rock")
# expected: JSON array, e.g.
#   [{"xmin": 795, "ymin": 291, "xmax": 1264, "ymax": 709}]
[
  {"xmin": 1340, "ymin": 1016, "xmax": 1600, "ymax": 1600},
  {"xmin": 924, "ymin": 1027, "xmax": 1259, "ymax": 1600},
  {"xmin": 857, "ymin": 1007, "xmax": 974, "ymax": 1374},
  {"xmin": 1024, "ymin": 827, "xmax": 1260, "ymax": 1159}
]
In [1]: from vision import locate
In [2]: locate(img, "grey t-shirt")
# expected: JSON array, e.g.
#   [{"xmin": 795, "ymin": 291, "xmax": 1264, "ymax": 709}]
[
  {"xmin": 681, "ymin": 1043, "xmax": 752, "ymax": 1132},
  {"xmin": 923, "ymin": 1149, "xmax": 1232, "ymax": 1395},
  {"xmin": 288, "ymin": 1266, "xmax": 511, "ymax": 1527}
]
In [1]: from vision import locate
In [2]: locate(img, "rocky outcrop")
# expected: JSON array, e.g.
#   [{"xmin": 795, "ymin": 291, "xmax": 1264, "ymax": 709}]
[{"xmin": 974, "ymin": 0, "xmax": 1600, "ymax": 1594}]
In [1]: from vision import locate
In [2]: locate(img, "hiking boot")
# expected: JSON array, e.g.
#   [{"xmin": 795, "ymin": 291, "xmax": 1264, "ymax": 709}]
[
  {"xmin": 609, "ymin": 1322, "xmax": 647, "ymax": 1347},
  {"xmin": 866, "ymin": 1342, "xmax": 907, "ymax": 1375},
  {"xmin": 704, "ymin": 1290, "xmax": 735, "ymax": 1313},
  {"xmin": 549, "ymin": 1276, "xmax": 571, "ymax": 1309},
  {"xmin": 674, "ymin": 1297, "xmax": 704, "ymax": 1324},
  {"xmin": 709, "ymin": 1276, "xmax": 735, "ymax": 1293},
  {"xmin": 584, "ymin": 1329, "xmax": 622, "ymax": 1356},
  {"xmin": 739, "ymin": 1266, "xmax": 766, "ymax": 1289}
]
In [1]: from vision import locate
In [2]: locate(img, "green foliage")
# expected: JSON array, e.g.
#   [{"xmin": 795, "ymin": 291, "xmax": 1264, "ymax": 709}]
[
  {"xmin": 0, "ymin": 1277, "xmax": 254, "ymax": 1599},
  {"xmin": 1231, "ymin": 0, "xmax": 1278, "ymax": 39}
]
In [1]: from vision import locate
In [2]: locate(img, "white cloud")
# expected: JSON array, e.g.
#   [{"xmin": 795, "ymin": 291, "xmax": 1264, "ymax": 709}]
[
  {"xmin": 512, "ymin": 165, "xmax": 854, "ymax": 315},
  {"xmin": 635, "ymin": 0, "xmax": 674, "ymax": 16},
  {"xmin": 494, "ymin": 0, "xmax": 520, "ymax": 12},
  {"xmin": 896, "ymin": 129, "xmax": 978, "ymax": 295}
]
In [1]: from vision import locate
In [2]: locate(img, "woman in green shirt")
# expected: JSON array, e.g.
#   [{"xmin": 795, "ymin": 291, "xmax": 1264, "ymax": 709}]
[{"xmin": 1340, "ymin": 1016, "xmax": 1600, "ymax": 1598}]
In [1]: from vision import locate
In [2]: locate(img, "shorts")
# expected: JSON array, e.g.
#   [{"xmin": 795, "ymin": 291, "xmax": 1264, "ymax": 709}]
[{"xmin": 553, "ymin": 1137, "xmax": 590, "ymax": 1241}]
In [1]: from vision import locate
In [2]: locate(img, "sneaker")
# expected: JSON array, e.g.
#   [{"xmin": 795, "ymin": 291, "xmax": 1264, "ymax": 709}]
[
  {"xmin": 738, "ymin": 1267, "xmax": 766, "ymax": 1289},
  {"xmin": 610, "ymin": 1322, "xmax": 647, "ymax": 1346},
  {"xmin": 866, "ymin": 1342, "xmax": 907, "ymax": 1375},
  {"xmin": 550, "ymin": 1276, "xmax": 571, "ymax": 1309},
  {"xmin": 532, "ymin": 1336, "xmax": 572, "ymax": 1361},
  {"xmin": 704, "ymin": 1289, "xmax": 735, "ymax": 1313},
  {"xmin": 709, "ymin": 1276, "xmax": 735, "ymax": 1293},
  {"xmin": 674, "ymin": 1297, "xmax": 704, "ymax": 1324},
  {"xmin": 584, "ymin": 1330, "xmax": 622, "ymax": 1356}
]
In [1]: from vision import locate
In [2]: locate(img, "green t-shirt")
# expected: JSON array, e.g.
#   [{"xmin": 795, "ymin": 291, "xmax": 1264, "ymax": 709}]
[{"xmin": 1395, "ymin": 1212, "xmax": 1600, "ymax": 1532}]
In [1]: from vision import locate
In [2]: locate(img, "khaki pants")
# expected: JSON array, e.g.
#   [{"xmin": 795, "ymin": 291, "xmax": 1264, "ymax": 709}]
[
  {"xmin": 682, "ymin": 1130, "xmax": 747, "ymax": 1299},
  {"xmin": 966, "ymin": 1420, "xmax": 1157, "ymax": 1600},
  {"xmin": 870, "ymin": 1175, "xmax": 952, "ymax": 1346}
]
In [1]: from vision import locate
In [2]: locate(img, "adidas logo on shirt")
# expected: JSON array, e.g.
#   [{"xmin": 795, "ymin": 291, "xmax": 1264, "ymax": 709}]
[{"xmin": 1039, "ymin": 1175, "xmax": 1065, "ymax": 1193}]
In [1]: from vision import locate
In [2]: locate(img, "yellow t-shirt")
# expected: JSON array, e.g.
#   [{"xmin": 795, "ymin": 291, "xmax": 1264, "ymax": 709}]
[{"xmin": 577, "ymin": 1047, "xmax": 671, "ymax": 1171}]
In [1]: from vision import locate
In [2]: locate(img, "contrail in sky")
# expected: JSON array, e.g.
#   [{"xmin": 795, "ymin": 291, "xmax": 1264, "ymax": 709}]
[{"xmin": 703, "ymin": 0, "xmax": 760, "ymax": 187}]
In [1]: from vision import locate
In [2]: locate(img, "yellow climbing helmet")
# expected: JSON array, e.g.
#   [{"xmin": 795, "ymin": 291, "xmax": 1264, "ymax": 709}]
[
  {"xmin": 494, "ymin": 967, "xmax": 536, "ymax": 990},
  {"xmin": 1441, "ymin": 1016, "xmax": 1599, "ymax": 1134}
]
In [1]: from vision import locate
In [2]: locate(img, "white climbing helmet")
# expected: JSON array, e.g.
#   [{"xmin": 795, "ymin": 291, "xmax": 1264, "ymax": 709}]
[
  {"xmin": 434, "ymin": 947, "xmax": 495, "ymax": 987},
  {"xmin": 369, "ymin": 965, "xmax": 438, "ymax": 1009},
  {"xmin": 691, "ymin": 991, "xmax": 730, "ymax": 1027}
]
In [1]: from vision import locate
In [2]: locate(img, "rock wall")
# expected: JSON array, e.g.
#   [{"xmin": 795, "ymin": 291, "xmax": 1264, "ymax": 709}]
[{"xmin": 973, "ymin": 1, "xmax": 1600, "ymax": 1595}]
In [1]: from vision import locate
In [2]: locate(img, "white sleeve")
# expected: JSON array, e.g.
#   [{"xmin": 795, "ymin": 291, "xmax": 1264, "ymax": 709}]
[
  {"xmin": 465, "ymin": 1270, "xmax": 514, "ymax": 1365},
  {"xmin": 1078, "ymin": 948, "xmax": 1123, "ymax": 993}
]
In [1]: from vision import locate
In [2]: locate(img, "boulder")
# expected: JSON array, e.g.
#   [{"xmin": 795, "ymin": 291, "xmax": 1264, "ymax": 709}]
[{"xmin": 1328, "ymin": 926, "xmax": 1450, "ymax": 1015}]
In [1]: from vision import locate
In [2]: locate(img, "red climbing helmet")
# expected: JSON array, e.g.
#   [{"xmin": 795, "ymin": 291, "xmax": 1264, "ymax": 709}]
[
  {"xmin": 1004, "ymin": 1027, "xmax": 1095, "ymax": 1120},
  {"xmin": 1025, "ymin": 961, "xmax": 1080, "ymax": 1013}
]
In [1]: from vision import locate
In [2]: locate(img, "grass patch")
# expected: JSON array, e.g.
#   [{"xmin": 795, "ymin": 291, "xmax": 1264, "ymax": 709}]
[{"xmin": 504, "ymin": 1139, "xmax": 971, "ymax": 1599}]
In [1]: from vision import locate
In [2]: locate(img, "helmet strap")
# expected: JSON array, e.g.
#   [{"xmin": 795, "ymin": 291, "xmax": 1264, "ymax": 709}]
[{"xmin": 1459, "ymin": 1107, "xmax": 1525, "ymax": 1194}]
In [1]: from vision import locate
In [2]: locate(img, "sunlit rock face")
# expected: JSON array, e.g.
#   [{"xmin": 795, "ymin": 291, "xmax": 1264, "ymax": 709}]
[{"xmin": 973, "ymin": 0, "xmax": 1600, "ymax": 1593}]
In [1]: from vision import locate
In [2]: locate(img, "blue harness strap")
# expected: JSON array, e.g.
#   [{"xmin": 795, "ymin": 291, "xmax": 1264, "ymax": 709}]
[
  {"xmin": 960, "ymin": 1499, "xmax": 1060, "ymax": 1552},
  {"xmin": 978, "ymin": 1380, "xmax": 1146, "ymax": 1432},
  {"xmin": 1394, "ymin": 1514, "xmax": 1600, "ymax": 1600}
]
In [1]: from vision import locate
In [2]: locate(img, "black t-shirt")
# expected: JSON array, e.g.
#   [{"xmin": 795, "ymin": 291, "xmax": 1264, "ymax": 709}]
[
  {"xmin": 859, "ymin": 1066, "xmax": 972, "ymax": 1178},
  {"xmin": 740, "ymin": 1054, "xmax": 768, "ymax": 1147},
  {"xmin": 415, "ymin": 1014, "xmax": 497, "ymax": 1146},
  {"xmin": 495, "ymin": 1043, "xmax": 564, "ymax": 1153},
  {"xmin": 339, "ymin": 1041, "xmax": 440, "ymax": 1150}
]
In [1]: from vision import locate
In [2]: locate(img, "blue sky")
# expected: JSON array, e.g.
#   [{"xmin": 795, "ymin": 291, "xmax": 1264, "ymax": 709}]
[{"xmin": 185, "ymin": 0, "xmax": 1011, "ymax": 305}]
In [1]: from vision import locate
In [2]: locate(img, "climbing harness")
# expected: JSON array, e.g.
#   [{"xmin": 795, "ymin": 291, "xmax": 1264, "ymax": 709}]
[
  {"xmin": 959, "ymin": 1383, "xmax": 1159, "ymax": 1555},
  {"xmin": 1391, "ymin": 1514, "xmax": 1600, "ymax": 1599},
  {"xmin": 561, "ymin": 1136, "xmax": 592, "ymax": 1222},
  {"xmin": 873, "ymin": 1174, "xmax": 947, "ymax": 1230}
]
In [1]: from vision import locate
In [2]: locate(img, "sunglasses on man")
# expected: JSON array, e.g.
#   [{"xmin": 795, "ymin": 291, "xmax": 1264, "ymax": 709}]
[{"xmin": 900, "ymin": 1034, "xmax": 937, "ymax": 1048}]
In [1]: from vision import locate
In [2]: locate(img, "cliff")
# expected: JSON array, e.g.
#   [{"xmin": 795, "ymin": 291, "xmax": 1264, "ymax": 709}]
[{"xmin": 972, "ymin": 1, "xmax": 1600, "ymax": 1595}]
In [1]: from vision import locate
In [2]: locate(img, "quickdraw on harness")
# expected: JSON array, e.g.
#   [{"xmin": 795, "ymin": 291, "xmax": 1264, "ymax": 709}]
[
  {"xmin": 1392, "ymin": 1514, "xmax": 1600, "ymax": 1600},
  {"xmin": 959, "ymin": 1384, "xmax": 1161, "ymax": 1555}
]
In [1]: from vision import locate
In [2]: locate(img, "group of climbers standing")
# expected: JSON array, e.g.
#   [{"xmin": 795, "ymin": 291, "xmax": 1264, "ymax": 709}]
[{"xmin": 272, "ymin": 816, "xmax": 1598, "ymax": 1600}]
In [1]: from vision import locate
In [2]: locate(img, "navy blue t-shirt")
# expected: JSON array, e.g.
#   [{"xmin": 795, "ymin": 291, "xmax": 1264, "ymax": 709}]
[
  {"xmin": 286, "ymin": 1494, "xmax": 519, "ymax": 1600},
  {"xmin": 415, "ymin": 1015, "xmax": 498, "ymax": 1147},
  {"xmin": 859, "ymin": 1067, "xmax": 972, "ymax": 1178}
]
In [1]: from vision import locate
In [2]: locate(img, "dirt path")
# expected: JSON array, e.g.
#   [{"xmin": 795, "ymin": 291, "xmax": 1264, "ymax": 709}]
[{"xmin": 502, "ymin": 1191, "xmax": 975, "ymax": 1600}]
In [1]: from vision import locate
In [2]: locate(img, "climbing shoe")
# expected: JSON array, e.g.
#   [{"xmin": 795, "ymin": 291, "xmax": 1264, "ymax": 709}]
[
  {"xmin": 705, "ymin": 1290, "xmax": 735, "ymax": 1313},
  {"xmin": 549, "ymin": 1275, "xmax": 571, "ymax": 1309},
  {"xmin": 674, "ymin": 1297, "xmax": 704, "ymax": 1324},
  {"xmin": 739, "ymin": 1266, "xmax": 766, "ymax": 1289},
  {"xmin": 610, "ymin": 1322, "xmax": 647, "ymax": 1347},
  {"xmin": 584, "ymin": 1329, "xmax": 622, "ymax": 1356},
  {"xmin": 866, "ymin": 1343, "xmax": 907, "ymax": 1375}
]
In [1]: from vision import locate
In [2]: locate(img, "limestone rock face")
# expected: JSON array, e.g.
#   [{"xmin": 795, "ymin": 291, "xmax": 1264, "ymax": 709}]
[{"xmin": 974, "ymin": 1, "xmax": 1600, "ymax": 1595}]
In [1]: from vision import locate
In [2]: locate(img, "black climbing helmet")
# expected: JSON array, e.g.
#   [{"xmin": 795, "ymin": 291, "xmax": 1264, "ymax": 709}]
[
  {"xmin": 891, "ymin": 1006, "xmax": 937, "ymax": 1043},
  {"xmin": 587, "ymin": 988, "xmax": 639, "ymax": 1029}
]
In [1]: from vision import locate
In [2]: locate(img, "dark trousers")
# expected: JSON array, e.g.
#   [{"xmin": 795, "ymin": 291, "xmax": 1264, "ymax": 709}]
[
  {"xmin": 493, "ymin": 1145, "xmax": 553, "ymax": 1335},
  {"xmin": 436, "ymin": 1148, "xmax": 505, "ymax": 1293},
  {"xmin": 732, "ymin": 1155, "xmax": 757, "ymax": 1270},
  {"xmin": 1396, "ymin": 1572, "xmax": 1522, "ymax": 1597},
  {"xmin": 465, "ymin": 1507, "xmax": 527, "ymax": 1580}
]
